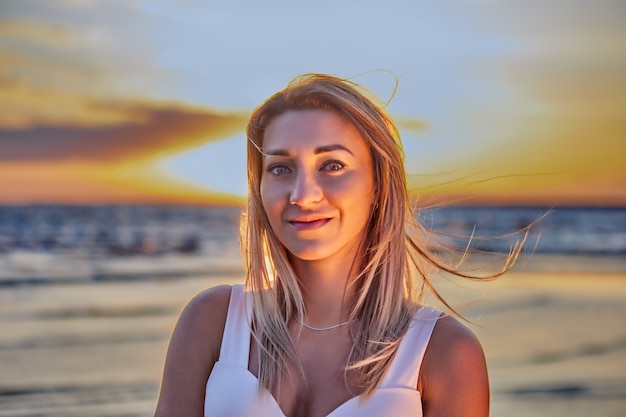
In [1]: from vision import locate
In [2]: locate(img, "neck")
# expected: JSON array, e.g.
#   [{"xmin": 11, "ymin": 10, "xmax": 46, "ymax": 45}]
[{"xmin": 289, "ymin": 254, "xmax": 359, "ymax": 327}]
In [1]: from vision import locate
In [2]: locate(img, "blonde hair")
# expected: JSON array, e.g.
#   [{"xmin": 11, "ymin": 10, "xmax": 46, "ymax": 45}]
[{"xmin": 242, "ymin": 73, "xmax": 521, "ymax": 396}]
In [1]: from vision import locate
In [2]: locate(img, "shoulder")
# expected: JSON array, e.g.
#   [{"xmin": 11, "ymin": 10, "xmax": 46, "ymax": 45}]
[
  {"xmin": 166, "ymin": 284, "xmax": 234, "ymax": 368},
  {"xmin": 424, "ymin": 314, "xmax": 485, "ymax": 370},
  {"xmin": 179, "ymin": 284, "xmax": 233, "ymax": 334},
  {"xmin": 418, "ymin": 314, "xmax": 489, "ymax": 416},
  {"xmin": 154, "ymin": 285, "xmax": 233, "ymax": 417},
  {"xmin": 174, "ymin": 284, "xmax": 233, "ymax": 361}
]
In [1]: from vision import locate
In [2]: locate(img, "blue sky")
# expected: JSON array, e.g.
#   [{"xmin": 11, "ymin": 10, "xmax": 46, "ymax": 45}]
[{"xmin": 137, "ymin": 0, "xmax": 522, "ymax": 196}]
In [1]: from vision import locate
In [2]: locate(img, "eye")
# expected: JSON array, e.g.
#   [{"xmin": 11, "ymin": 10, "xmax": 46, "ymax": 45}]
[
  {"xmin": 321, "ymin": 160, "xmax": 345, "ymax": 172},
  {"xmin": 267, "ymin": 164, "xmax": 291, "ymax": 176}
]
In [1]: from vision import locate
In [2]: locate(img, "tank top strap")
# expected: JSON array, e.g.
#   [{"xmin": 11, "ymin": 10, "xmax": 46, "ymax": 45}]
[
  {"xmin": 380, "ymin": 306, "xmax": 442, "ymax": 388},
  {"xmin": 218, "ymin": 284, "xmax": 252, "ymax": 365}
]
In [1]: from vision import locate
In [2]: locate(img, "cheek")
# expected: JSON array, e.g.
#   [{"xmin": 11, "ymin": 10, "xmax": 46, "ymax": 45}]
[
  {"xmin": 259, "ymin": 179, "xmax": 271, "ymax": 213},
  {"xmin": 351, "ymin": 178, "xmax": 376, "ymax": 224},
  {"xmin": 260, "ymin": 178, "xmax": 282, "ymax": 221},
  {"xmin": 332, "ymin": 173, "xmax": 375, "ymax": 206}
]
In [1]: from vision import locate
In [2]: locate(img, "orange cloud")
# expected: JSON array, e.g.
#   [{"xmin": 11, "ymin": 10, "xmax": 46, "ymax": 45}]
[
  {"xmin": 0, "ymin": 69, "xmax": 159, "ymax": 129},
  {"xmin": 0, "ymin": 15, "xmax": 178, "ymax": 128},
  {"xmin": 0, "ymin": 101, "xmax": 248, "ymax": 163},
  {"xmin": 0, "ymin": 20, "xmax": 74, "ymax": 46},
  {"xmin": 0, "ymin": 100, "xmax": 249, "ymax": 204}
]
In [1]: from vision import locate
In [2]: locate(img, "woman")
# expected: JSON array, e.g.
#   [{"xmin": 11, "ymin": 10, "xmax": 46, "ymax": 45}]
[{"xmin": 155, "ymin": 74, "xmax": 509, "ymax": 417}]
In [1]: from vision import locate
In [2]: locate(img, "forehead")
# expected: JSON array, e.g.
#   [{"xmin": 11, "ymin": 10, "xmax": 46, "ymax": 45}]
[{"xmin": 263, "ymin": 110, "xmax": 368, "ymax": 153}]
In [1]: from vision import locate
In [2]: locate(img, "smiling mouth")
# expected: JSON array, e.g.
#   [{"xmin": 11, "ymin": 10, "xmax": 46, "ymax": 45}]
[{"xmin": 288, "ymin": 218, "xmax": 330, "ymax": 230}]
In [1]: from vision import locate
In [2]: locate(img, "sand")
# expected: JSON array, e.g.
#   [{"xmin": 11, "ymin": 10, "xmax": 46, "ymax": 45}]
[
  {"xmin": 0, "ymin": 266, "xmax": 624, "ymax": 416},
  {"xmin": 433, "ymin": 271, "xmax": 626, "ymax": 417}
]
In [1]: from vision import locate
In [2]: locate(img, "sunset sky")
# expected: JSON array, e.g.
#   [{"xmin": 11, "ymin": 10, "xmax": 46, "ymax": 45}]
[{"xmin": 1, "ymin": 0, "xmax": 624, "ymax": 206}]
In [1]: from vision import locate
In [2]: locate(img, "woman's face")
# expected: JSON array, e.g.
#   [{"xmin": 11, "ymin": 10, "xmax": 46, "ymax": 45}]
[{"xmin": 260, "ymin": 110, "xmax": 375, "ymax": 263}]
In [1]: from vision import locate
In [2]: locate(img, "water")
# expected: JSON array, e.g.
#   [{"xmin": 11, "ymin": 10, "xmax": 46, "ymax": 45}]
[
  {"xmin": 0, "ymin": 205, "xmax": 244, "ymax": 285},
  {"xmin": 0, "ymin": 205, "xmax": 624, "ymax": 284},
  {"xmin": 0, "ymin": 205, "xmax": 241, "ymax": 256},
  {"xmin": 421, "ymin": 206, "xmax": 626, "ymax": 255}
]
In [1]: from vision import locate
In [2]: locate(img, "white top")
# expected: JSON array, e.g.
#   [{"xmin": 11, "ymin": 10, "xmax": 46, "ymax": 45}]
[{"xmin": 205, "ymin": 284, "xmax": 441, "ymax": 417}]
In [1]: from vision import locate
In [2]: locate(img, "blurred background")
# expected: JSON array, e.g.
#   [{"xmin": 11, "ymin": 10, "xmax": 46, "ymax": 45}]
[{"xmin": 0, "ymin": 1, "xmax": 624, "ymax": 416}]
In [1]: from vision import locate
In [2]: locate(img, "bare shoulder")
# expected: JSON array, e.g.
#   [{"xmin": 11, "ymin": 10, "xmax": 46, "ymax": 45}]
[
  {"xmin": 169, "ymin": 284, "xmax": 234, "ymax": 370},
  {"xmin": 425, "ymin": 315, "xmax": 485, "ymax": 366},
  {"xmin": 179, "ymin": 284, "xmax": 233, "ymax": 342},
  {"xmin": 419, "ymin": 315, "xmax": 489, "ymax": 417},
  {"xmin": 154, "ymin": 285, "xmax": 233, "ymax": 417}
]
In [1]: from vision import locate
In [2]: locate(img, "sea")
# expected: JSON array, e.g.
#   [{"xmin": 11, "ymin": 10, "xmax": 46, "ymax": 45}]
[
  {"xmin": 0, "ymin": 204, "xmax": 624, "ymax": 285},
  {"xmin": 0, "ymin": 205, "xmax": 625, "ymax": 417}
]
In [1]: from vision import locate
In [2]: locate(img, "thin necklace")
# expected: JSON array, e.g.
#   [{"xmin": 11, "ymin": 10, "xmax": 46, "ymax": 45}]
[{"xmin": 296, "ymin": 318, "xmax": 351, "ymax": 331}]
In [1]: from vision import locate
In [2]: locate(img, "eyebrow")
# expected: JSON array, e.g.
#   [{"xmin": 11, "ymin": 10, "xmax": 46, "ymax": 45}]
[{"xmin": 265, "ymin": 143, "xmax": 354, "ymax": 156}]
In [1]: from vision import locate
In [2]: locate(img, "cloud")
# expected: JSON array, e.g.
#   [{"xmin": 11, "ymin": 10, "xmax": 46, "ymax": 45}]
[
  {"xmin": 0, "ymin": 3, "xmax": 182, "ymax": 127},
  {"xmin": 466, "ymin": 0, "xmax": 626, "ymax": 114},
  {"xmin": 0, "ymin": 63, "xmax": 151, "ymax": 129},
  {"xmin": 0, "ymin": 101, "xmax": 248, "ymax": 163},
  {"xmin": 404, "ymin": 0, "xmax": 626, "ymax": 205},
  {"xmin": 0, "ymin": 20, "xmax": 74, "ymax": 46}
]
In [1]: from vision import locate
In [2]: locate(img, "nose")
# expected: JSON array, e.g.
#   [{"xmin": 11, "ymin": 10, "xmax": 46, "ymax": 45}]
[{"xmin": 289, "ymin": 170, "xmax": 323, "ymax": 206}]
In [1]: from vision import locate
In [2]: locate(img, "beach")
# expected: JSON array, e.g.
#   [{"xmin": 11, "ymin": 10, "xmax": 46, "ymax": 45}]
[
  {"xmin": 436, "ymin": 268, "xmax": 626, "ymax": 417},
  {"xmin": 1, "ymin": 256, "xmax": 625, "ymax": 417}
]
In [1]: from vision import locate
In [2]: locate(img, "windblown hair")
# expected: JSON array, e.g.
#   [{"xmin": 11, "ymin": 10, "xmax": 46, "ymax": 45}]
[{"xmin": 242, "ymin": 74, "xmax": 522, "ymax": 396}]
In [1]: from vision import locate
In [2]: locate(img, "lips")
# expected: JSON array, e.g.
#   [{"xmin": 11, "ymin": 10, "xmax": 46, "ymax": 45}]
[{"xmin": 288, "ymin": 216, "xmax": 331, "ymax": 231}]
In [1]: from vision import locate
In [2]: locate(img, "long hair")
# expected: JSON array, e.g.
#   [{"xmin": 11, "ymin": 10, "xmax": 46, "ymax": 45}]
[{"xmin": 242, "ymin": 73, "xmax": 522, "ymax": 396}]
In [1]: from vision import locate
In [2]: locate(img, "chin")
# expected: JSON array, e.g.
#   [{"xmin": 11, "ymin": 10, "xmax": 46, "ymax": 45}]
[
  {"xmin": 287, "ymin": 248, "xmax": 329, "ymax": 262},
  {"xmin": 285, "ymin": 240, "xmax": 360, "ymax": 264},
  {"xmin": 284, "ymin": 242, "xmax": 333, "ymax": 262}
]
